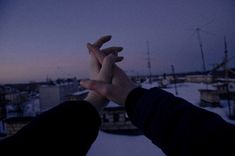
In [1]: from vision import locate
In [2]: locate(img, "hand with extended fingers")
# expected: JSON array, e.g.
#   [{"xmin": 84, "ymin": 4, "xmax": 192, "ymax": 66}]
[
  {"xmin": 82, "ymin": 35, "xmax": 126, "ymax": 111},
  {"xmin": 81, "ymin": 35, "xmax": 137, "ymax": 111}
]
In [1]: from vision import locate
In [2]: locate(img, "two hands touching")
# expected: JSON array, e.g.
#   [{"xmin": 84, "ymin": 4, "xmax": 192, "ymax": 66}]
[{"xmin": 80, "ymin": 36, "xmax": 137, "ymax": 111}]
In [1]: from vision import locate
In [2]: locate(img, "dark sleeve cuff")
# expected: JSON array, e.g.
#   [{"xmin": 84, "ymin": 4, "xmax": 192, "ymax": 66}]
[{"xmin": 125, "ymin": 87, "xmax": 147, "ymax": 118}]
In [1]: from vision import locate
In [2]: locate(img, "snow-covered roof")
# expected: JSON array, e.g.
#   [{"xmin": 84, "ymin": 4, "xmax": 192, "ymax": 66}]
[{"xmin": 88, "ymin": 82, "xmax": 235, "ymax": 156}]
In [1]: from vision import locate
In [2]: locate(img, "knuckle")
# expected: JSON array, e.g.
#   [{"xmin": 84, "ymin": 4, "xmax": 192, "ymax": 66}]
[{"xmin": 101, "ymin": 87, "xmax": 109, "ymax": 96}]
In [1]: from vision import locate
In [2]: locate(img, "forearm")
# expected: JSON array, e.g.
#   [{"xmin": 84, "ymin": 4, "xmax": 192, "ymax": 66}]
[
  {"xmin": 0, "ymin": 101, "xmax": 101, "ymax": 154},
  {"xmin": 125, "ymin": 87, "xmax": 235, "ymax": 155}
]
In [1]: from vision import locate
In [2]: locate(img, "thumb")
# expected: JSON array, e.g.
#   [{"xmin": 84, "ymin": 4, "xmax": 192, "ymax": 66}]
[{"xmin": 80, "ymin": 80, "xmax": 112, "ymax": 97}]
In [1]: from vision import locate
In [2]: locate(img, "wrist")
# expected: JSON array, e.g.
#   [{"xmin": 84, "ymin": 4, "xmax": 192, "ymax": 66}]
[{"xmin": 84, "ymin": 91, "xmax": 108, "ymax": 112}]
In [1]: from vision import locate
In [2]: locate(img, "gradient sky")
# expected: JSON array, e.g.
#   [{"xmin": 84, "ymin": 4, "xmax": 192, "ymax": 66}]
[{"xmin": 0, "ymin": 0, "xmax": 235, "ymax": 84}]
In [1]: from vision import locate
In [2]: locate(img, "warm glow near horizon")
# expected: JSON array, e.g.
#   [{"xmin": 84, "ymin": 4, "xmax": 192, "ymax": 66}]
[{"xmin": 1, "ymin": 0, "xmax": 235, "ymax": 84}]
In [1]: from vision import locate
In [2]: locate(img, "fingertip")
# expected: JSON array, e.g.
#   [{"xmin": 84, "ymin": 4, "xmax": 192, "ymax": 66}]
[
  {"xmin": 107, "ymin": 54, "xmax": 123, "ymax": 63},
  {"xmin": 119, "ymin": 47, "xmax": 124, "ymax": 51},
  {"xmin": 115, "ymin": 47, "xmax": 124, "ymax": 53},
  {"xmin": 116, "ymin": 56, "xmax": 124, "ymax": 62},
  {"xmin": 106, "ymin": 35, "xmax": 112, "ymax": 39},
  {"xmin": 105, "ymin": 35, "xmax": 112, "ymax": 42},
  {"xmin": 87, "ymin": 42, "xmax": 92, "ymax": 48},
  {"xmin": 101, "ymin": 35, "xmax": 112, "ymax": 42}
]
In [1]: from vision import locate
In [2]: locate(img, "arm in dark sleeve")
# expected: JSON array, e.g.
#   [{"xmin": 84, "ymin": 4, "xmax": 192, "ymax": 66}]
[
  {"xmin": 125, "ymin": 87, "xmax": 235, "ymax": 156},
  {"xmin": 0, "ymin": 101, "xmax": 101, "ymax": 155}
]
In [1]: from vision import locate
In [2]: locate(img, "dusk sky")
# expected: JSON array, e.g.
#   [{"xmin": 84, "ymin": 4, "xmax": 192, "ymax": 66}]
[{"xmin": 0, "ymin": 0, "xmax": 235, "ymax": 84}]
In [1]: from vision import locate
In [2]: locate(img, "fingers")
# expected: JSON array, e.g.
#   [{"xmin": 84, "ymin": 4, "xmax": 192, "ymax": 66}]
[
  {"xmin": 101, "ymin": 47, "xmax": 123, "ymax": 56},
  {"xmin": 80, "ymin": 80, "xmax": 112, "ymax": 97},
  {"xmin": 89, "ymin": 52, "xmax": 100, "ymax": 78},
  {"xmin": 93, "ymin": 35, "xmax": 112, "ymax": 48},
  {"xmin": 115, "ymin": 56, "xmax": 124, "ymax": 62},
  {"xmin": 98, "ymin": 54, "xmax": 116, "ymax": 82},
  {"xmin": 87, "ymin": 43, "xmax": 124, "ymax": 64},
  {"xmin": 87, "ymin": 43, "xmax": 104, "ymax": 64}
]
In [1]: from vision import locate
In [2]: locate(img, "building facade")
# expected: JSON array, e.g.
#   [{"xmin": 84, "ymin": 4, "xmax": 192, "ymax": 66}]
[{"xmin": 39, "ymin": 83, "xmax": 80, "ymax": 112}]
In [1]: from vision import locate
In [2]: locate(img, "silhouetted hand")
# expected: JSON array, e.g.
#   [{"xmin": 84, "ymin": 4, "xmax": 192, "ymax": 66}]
[
  {"xmin": 84, "ymin": 35, "xmax": 123, "ymax": 111},
  {"xmin": 81, "ymin": 37, "xmax": 137, "ymax": 106}
]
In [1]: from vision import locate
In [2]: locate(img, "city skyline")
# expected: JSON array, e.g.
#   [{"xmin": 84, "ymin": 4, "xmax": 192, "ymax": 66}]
[{"xmin": 1, "ymin": 0, "xmax": 235, "ymax": 84}]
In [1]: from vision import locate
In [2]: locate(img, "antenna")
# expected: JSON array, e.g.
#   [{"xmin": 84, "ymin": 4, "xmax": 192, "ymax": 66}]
[
  {"xmin": 208, "ymin": 36, "xmax": 235, "ymax": 76},
  {"xmin": 195, "ymin": 27, "xmax": 207, "ymax": 72},
  {"xmin": 187, "ymin": 20, "xmax": 215, "ymax": 73},
  {"xmin": 224, "ymin": 36, "xmax": 228, "ymax": 79},
  {"xmin": 146, "ymin": 41, "xmax": 152, "ymax": 84}
]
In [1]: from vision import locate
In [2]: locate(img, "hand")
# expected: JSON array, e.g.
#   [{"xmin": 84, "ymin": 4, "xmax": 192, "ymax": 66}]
[
  {"xmin": 81, "ymin": 41, "xmax": 138, "ymax": 106},
  {"xmin": 84, "ymin": 36, "xmax": 123, "ymax": 111}
]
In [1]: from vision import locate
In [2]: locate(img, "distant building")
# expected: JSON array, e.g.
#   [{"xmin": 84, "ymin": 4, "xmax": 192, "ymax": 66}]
[
  {"xmin": 0, "ymin": 86, "xmax": 28, "ymax": 118},
  {"xmin": 100, "ymin": 106, "xmax": 141, "ymax": 135},
  {"xmin": 0, "ymin": 86, "xmax": 6, "ymax": 120},
  {"xmin": 39, "ymin": 83, "xmax": 80, "ymax": 112},
  {"xmin": 186, "ymin": 75, "xmax": 213, "ymax": 83},
  {"xmin": 214, "ymin": 83, "xmax": 235, "ymax": 100},
  {"xmin": 4, "ymin": 87, "xmax": 21, "ymax": 104},
  {"xmin": 199, "ymin": 89, "xmax": 220, "ymax": 107},
  {"xmin": 4, "ymin": 117, "xmax": 33, "ymax": 136},
  {"xmin": 215, "ymin": 83, "xmax": 235, "ymax": 119}
]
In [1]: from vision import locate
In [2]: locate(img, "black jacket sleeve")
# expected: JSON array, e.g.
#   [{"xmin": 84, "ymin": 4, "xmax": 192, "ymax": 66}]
[
  {"xmin": 125, "ymin": 87, "xmax": 235, "ymax": 156},
  {"xmin": 0, "ymin": 101, "xmax": 101, "ymax": 155}
]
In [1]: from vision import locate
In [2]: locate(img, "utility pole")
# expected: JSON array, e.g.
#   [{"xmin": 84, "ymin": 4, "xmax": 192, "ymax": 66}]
[
  {"xmin": 223, "ymin": 36, "xmax": 232, "ymax": 118},
  {"xmin": 146, "ymin": 41, "xmax": 152, "ymax": 84},
  {"xmin": 171, "ymin": 65, "xmax": 178, "ymax": 95}
]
